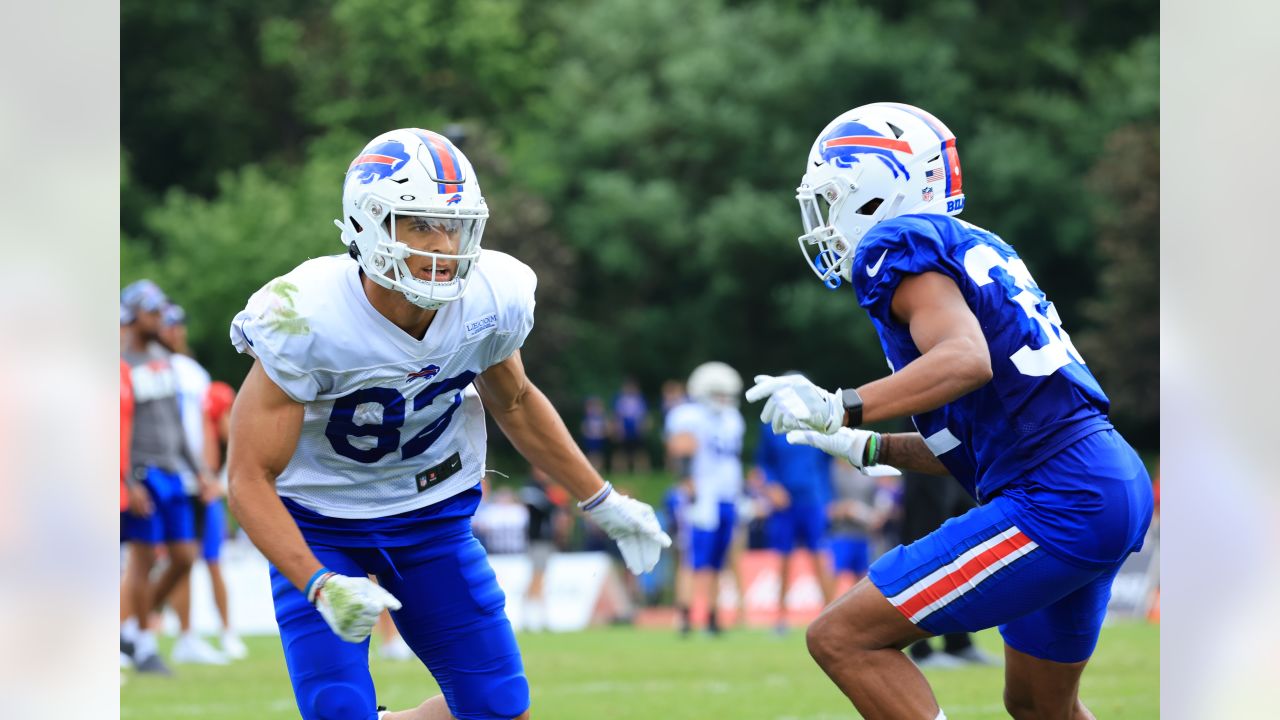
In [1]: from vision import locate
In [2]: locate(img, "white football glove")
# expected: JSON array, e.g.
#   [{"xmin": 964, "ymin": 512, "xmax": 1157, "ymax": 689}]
[
  {"xmin": 581, "ymin": 483, "xmax": 672, "ymax": 575},
  {"xmin": 785, "ymin": 428, "xmax": 902, "ymax": 477},
  {"xmin": 745, "ymin": 374, "xmax": 844, "ymax": 435},
  {"xmin": 309, "ymin": 572, "xmax": 402, "ymax": 643}
]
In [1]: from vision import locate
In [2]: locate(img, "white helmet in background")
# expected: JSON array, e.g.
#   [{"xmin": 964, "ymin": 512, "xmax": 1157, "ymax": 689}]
[
  {"xmin": 796, "ymin": 102, "xmax": 965, "ymax": 288},
  {"xmin": 687, "ymin": 361, "xmax": 743, "ymax": 407},
  {"xmin": 336, "ymin": 128, "xmax": 488, "ymax": 309}
]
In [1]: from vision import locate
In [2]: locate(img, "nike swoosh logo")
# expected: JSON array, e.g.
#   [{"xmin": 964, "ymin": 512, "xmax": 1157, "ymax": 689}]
[{"xmin": 866, "ymin": 250, "xmax": 888, "ymax": 277}]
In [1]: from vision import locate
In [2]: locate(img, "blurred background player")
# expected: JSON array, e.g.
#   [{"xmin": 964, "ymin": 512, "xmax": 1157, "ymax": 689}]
[
  {"xmin": 120, "ymin": 280, "xmax": 217, "ymax": 675},
  {"xmin": 612, "ymin": 377, "xmax": 650, "ymax": 473},
  {"xmin": 158, "ymin": 303, "xmax": 229, "ymax": 665},
  {"xmin": 753, "ymin": 408, "xmax": 836, "ymax": 634},
  {"xmin": 665, "ymin": 361, "xmax": 744, "ymax": 636},
  {"xmin": 826, "ymin": 463, "xmax": 892, "ymax": 596},
  {"xmin": 579, "ymin": 396, "xmax": 609, "ymax": 472},
  {"xmin": 520, "ymin": 466, "xmax": 569, "ymax": 632}
]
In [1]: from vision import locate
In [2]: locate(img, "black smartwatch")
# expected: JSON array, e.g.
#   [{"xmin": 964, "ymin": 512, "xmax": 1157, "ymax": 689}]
[{"xmin": 840, "ymin": 387, "xmax": 863, "ymax": 427}]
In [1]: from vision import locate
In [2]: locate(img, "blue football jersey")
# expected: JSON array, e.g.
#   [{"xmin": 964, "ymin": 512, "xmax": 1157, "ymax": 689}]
[{"xmin": 852, "ymin": 214, "xmax": 1112, "ymax": 502}]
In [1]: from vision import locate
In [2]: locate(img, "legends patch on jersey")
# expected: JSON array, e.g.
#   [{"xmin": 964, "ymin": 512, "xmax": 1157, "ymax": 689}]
[
  {"xmin": 263, "ymin": 279, "xmax": 311, "ymax": 336},
  {"xmin": 416, "ymin": 451, "xmax": 463, "ymax": 492},
  {"xmin": 464, "ymin": 313, "xmax": 498, "ymax": 339}
]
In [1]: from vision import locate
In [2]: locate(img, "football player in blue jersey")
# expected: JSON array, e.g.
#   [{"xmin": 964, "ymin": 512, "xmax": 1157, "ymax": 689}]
[{"xmin": 746, "ymin": 103, "xmax": 1153, "ymax": 720}]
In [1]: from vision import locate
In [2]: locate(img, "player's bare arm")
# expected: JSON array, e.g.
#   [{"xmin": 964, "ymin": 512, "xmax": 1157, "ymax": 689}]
[
  {"xmin": 854, "ymin": 271, "xmax": 992, "ymax": 424},
  {"xmin": 474, "ymin": 349, "xmax": 607, "ymax": 502},
  {"xmin": 226, "ymin": 359, "xmax": 324, "ymax": 591},
  {"xmin": 876, "ymin": 432, "xmax": 949, "ymax": 476}
]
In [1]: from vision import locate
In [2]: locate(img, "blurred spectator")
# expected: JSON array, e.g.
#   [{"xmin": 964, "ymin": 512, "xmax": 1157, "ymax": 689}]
[
  {"xmin": 159, "ymin": 304, "xmax": 229, "ymax": 666},
  {"xmin": 612, "ymin": 377, "xmax": 650, "ymax": 473},
  {"xmin": 120, "ymin": 279, "xmax": 215, "ymax": 675},
  {"xmin": 520, "ymin": 467, "xmax": 570, "ymax": 631},
  {"xmin": 580, "ymin": 396, "xmax": 609, "ymax": 472},
  {"xmin": 754, "ymin": 419, "xmax": 837, "ymax": 634},
  {"xmin": 660, "ymin": 379, "xmax": 688, "ymax": 421},
  {"xmin": 474, "ymin": 486, "xmax": 529, "ymax": 555},
  {"xmin": 826, "ymin": 463, "xmax": 892, "ymax": 590}
]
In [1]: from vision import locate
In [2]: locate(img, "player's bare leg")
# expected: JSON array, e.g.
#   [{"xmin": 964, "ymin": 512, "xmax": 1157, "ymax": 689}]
[
  {"xmin": 207, "ymin": 560, "xmax": 231, "ymax": 630},
  {"xmin": 692, "ymin": 568, "xmax": 717, "ymax": 633},
  {"xmin": 170, "ymin": 570, "xmax": 192, "ymax": 632},
  {"xmin": 125, "ymin": 543, "xmax": 156, "ymax": 632},
  {"xmin": 776, "ymin": 551, "xmax": 791, "ymax": 631},
  {"xmin": 806, "ymin": 577, "xmax": 939, "ymax": 719},
  {"xmin": 1002, "ymin": 644, "xmax": 1095, "ymax": 720},
  {"xmin": 813, "ymin": 548, "xmax": 837, "ymax": 606},
  {"xmin": 381, "ymin": 695, "xmax": 531, "ymax": 720},
  {"xmin": 148, "ymin": 540, "xmax": 197, "ymax": 617}
]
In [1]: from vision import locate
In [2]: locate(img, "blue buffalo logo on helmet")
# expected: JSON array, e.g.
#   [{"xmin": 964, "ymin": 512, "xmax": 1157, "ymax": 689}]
[
  {"xmin": 819, "ymin": 121, "xmax": 912, "ymax": 180},
  {"xmin": 407, "ymin": 364, "xmax": 442, "ymax": 381},
  {"xmin": 347, "ymin": 140, "xmax": 412, "ymax": 185},
  {"xmin": 445, "ymin": 193, "xmax": 463, "ymax": 206}
]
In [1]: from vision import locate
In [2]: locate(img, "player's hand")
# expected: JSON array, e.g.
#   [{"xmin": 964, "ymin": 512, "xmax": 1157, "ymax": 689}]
[
  {"xmin": 310, "ymin": 573, "xmax": 402, "ymax": 643},
  {"xmin": 785, "ymin": 428, "xmax": 902, "ymax": 477},
  {"xmin": 745, "ymin": 374, "xmax": 844, "ymax": 435},
  {"xmin": 198, "ymin": 472, "xmax": 223, "ymax": 503},
  {"xmin": 126, "ymin": 483, "xmax": 153, "ymax": 517},
  {"xmin": 581, "ymin": 484, "xmax": 672, "ymax": 575}
]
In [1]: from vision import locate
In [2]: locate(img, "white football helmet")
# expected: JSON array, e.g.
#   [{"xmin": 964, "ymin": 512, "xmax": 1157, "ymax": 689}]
[
  {"xmin": 796, "ymin": 102, "xmax": 965, "ymax": 288},
  {"xmin": 336, "ymin": 128, "xmax": 488, "ymax": 309},
  {"xmin": 687, "ymin": 361, "xmax": 743, "ymax": 408}
]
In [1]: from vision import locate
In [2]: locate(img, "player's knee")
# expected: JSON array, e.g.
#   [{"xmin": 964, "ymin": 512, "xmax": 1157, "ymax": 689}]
[
  {"xmin": 1002, "ymin": 684, "xmax": 1038, "ymax": 720},
  {"xmin": 806, "ymin": 613, "xmax": 849, "ymax": 669},
  {"xmin": 309, "ymin": 682, "xmax": 369, "ymax": 720},
  {"xmin": 168, "ymin": 542, "xmax": 197, "ymax": 569},
  {"xmin": 509, "ymin": 707, "xmax": 531, "ymax": 720}
]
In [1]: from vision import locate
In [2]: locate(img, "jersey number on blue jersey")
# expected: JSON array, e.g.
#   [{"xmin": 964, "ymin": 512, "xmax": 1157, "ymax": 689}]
[
  {"xmin": 324, "ymin": 371, "xmax": 478, "ymax": 463},
  {"xmin": 963, "ymin": 245, "xmax": 1085, "ymax": 377}
]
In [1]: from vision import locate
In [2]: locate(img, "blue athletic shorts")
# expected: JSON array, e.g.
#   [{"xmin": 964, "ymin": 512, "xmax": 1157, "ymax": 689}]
[
  {"xmin": 868, "ymin": 430, "xmax": 1152, "ymax": 664},
  {"xmin": 690, "ymin": 502, "xmax": 737, "ymax": 571},
  {"xmin": 271, "ymin": 523, "xmax": 528, "ymax": 720},
  {"xmin": 766, "ymin": 502, "xmax": 827, "ymax": 553},
  {"xmin": 828, "ymin": 536, "xmax": 870, "ymax": 576},
  {"xmin": 201, "ymin": 498, "xmax": 225, "ymax": 561},
  {"xmin": 120, "ymin": 467, "xmax": 195, "ymax": 544}
]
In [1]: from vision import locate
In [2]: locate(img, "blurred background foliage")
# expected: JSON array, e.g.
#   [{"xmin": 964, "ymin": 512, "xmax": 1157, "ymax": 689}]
[{"xmin": 121, "ymin": 0, "xmax": 1158, "ymax": 451}]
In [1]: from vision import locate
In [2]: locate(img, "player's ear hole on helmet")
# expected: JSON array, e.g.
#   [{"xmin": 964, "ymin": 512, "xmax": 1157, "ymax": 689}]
[{"xmin": 856, "ymin": 198, "xmax": 884, "ymax": 216}]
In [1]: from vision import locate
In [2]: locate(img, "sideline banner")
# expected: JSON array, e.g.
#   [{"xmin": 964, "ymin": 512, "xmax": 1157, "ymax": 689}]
[{"xmin": 164, "ymin": 541, "xmax": 628, "ymax": 636}]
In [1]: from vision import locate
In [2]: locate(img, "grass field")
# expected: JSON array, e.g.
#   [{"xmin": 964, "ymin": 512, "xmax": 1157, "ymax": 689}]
[{"xmin": 121, "ymin": 622, "xmax": 1157, "ymax": 719}]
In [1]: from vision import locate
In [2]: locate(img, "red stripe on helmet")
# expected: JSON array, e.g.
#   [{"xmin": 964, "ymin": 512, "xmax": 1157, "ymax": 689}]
[{"xmin": 823, "ymin": 135, "xmax": 914, "ymax": 154}]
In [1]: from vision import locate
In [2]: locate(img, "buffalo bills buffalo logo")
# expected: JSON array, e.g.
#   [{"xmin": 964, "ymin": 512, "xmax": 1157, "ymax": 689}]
[
  {"xmin": 407, "ymin": 364, "xmax": 441, "ymax": 381},
  {"xmin": 819, "ymin": 121, "xmax": 912, "ymax": 180},
  {"xmin": 445, "ymin": 193, "xmax": 463, "ymax": 206},
  {"xmin": 347, "ymin": 140, "xmax": 412, "ymax": 185}
]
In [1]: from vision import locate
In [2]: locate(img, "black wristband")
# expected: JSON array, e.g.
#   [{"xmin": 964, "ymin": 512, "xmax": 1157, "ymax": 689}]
[{"xmin": 840, "ymin": 388, "xmax": 863, "ymax": 427}]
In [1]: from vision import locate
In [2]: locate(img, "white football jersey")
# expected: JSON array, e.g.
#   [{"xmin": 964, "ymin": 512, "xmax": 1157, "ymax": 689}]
[
  {"xmin": 664, "ymin": 401, "xmax": 744, "ymax": 530},
  {"xmin": 230, "ymin": 250, "xmax": 535, "ymax": 519}
]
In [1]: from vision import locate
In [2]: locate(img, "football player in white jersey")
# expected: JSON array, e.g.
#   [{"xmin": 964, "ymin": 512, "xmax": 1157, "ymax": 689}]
[
  {"xmin": 664, "ymin": 361, "xmax": 745, "ymax": 636},
  {"xmin": 226, "ymin": 128, "xmax": 670, "ymax": 720}
]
